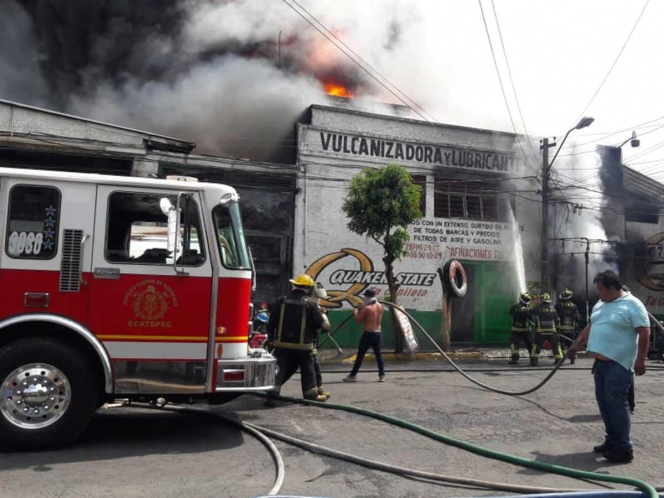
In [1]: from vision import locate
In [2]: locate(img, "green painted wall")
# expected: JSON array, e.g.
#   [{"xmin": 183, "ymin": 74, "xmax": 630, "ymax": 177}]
[
  {"xmin": 325, "ymin": 310, "xmax": 443, "ymax": 350},
  {"xmin": 322, "ymin": 261, "xmax": 519, "ymax": 350},
  {"xmin": 467, "ymin": 261, "xmax": 517, "ymax": 345}
]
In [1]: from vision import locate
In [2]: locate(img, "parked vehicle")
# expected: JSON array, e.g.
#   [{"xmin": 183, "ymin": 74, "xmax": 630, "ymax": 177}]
[{"xmin": 0, "ymin": 168, "xmax": 275, "ymax": 449}]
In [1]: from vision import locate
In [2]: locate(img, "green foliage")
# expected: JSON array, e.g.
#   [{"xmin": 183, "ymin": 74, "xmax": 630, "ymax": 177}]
[{"xmin": 342, "ymin": 164, "xmax": 423, "ymax": 260}]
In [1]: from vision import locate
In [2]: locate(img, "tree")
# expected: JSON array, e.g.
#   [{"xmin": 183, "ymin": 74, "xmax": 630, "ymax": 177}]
[{"xmin": 342, "ymin": 164, "xmax": 423, "ymax": 353}]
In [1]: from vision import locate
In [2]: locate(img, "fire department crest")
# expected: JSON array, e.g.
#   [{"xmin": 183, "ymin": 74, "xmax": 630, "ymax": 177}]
[{"xmin": 123, "ymin": 279, "xmax": 178, "ymax": 328}]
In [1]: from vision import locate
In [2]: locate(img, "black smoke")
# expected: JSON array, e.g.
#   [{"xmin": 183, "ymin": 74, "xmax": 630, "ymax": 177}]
[{"xmin": 2, "ymin": 0, "xmax": 408, "ymax": 161}]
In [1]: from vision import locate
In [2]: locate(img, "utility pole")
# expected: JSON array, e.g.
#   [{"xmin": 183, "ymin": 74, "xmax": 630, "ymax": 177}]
[
  {"xmin": 540, "ymin": 138, "xmax": 555, "ymax": 294},
  {"xmin": 539, "ymin": 117, "xmax": 594, "ymax": 297}
]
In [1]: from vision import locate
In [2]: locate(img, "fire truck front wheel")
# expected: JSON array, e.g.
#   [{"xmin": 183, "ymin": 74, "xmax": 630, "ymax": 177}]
[{"xmin": 0, "ymin": 337, "xmax": 100, "ymax": 450}]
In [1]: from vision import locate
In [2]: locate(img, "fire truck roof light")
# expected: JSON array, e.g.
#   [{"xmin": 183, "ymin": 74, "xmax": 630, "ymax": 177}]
[
  {"xmin": 219, "ymin": 192, "xmax": 239, "ymax": 206},
  {"xmin": 166, "ymin": 175, "xmax": 198, "ymax": 182}
]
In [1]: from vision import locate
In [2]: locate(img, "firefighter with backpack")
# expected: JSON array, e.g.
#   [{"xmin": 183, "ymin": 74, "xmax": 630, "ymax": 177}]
[
  {"xmin": 530, "ymin": 293, "xmax": 563, "ymax": 365},
  {"xmin": 266, "ymin": 274, "xmax": 328, "ymax": 402},
  {"xmin": 508, "ymin": 293, "xmax": 535, "ymax": 365}
]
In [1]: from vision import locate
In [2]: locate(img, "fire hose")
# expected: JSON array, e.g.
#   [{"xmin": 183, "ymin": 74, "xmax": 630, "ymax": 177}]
[
  {"xmin": 299, "ymin": 306, "xmax": 660, "ymax": 495},
  {"xmin": 255, "ymin": 395, "xmax": 659, "ymax": 498},
  {"xmin": 146, "ymin": 403, "xmax": 648, "ymax": 496},
  {"xmin": 127, "ymin": 303, "xmax": 662, "ymax": 498},
  {"xmin": 323, "ymin": 300, "xmax": 574, "ymax": 396}
]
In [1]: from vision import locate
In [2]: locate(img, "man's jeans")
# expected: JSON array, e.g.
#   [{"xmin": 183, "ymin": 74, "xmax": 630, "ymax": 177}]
[
  {"xmin": 350, "ymin": 332, "xmax": 385, "ymax": 377},
  {"xmin": 594, "ymin": 360, "xmax": 633, "ymax": 450}
]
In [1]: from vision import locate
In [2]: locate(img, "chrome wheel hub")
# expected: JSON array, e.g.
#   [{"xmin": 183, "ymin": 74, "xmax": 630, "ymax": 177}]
[{"xmin": 1, "ymin": 363, "xmax": 71, "ymax": 429}]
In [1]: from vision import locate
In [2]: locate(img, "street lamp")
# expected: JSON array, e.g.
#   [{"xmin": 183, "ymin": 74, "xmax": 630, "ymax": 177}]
[
  {"xmin": 540, "ymin": 116, "xmax": 594, "ymax": 293},
  {"xmin": 619, "ymin": 131, "xmax": 640, "ymax": 149},
  {"xmin": 548, "ymin": 116, "xmax": 595, "ymax": 170}
]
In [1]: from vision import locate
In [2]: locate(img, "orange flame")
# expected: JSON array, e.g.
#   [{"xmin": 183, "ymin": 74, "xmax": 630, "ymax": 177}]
[{"xmin": 324, "ymin": 82, "xmax": 351, "ymax": 98}]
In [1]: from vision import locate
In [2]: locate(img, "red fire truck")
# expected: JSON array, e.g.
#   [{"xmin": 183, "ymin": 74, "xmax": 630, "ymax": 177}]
[{"xmin": 0, "ymin": 168, "xmax": 276, "ymax": 449}]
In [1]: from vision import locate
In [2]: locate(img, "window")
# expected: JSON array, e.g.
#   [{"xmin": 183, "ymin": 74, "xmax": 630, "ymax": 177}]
[
  {"xmin": 106, "ymin": 192, "xmax": 205, "ymax": 266},
  {"xmin": 625, "ymin": 200, "xmax": 659, "ymax": 224},
  {"xmin": 6, "ymin": 185, "xmax": 61, "ymax": 260},
  {"xmin": 411, "ymin": 175, "xmax": 427, "ymax": 216},
  {"xmin": 434, "ymin": 179, "xmax": 505, "ymax": 221},
  {"xmin": 212, "ymin": 203, "xmax": 251, "ymax": 269}
]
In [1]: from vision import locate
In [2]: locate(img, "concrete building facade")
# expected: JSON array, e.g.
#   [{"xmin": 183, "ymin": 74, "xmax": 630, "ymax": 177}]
[
  {"xmin": 295, "ymin": 105, "xmax": 540, "ymax": 348},
  {"xmin": 3, "ymin": 97, "xmax": 662, "ymax": 349}
]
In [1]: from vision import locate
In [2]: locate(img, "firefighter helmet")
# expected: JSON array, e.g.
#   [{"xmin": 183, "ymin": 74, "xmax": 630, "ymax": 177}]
[
  {"xmin": 541, "ymin": 293, "xmax": 552, "ymax": 303},
  {"xmin": 289, "ymin": 273, "xmax": 315, "ymax": 287},
  {"xmin": 519, "ymin": 293, "xmax": 531, "ymax": 305},
  {"xmin": 559, "ymin": 288, "xmax": 573, "ymax": 300}
]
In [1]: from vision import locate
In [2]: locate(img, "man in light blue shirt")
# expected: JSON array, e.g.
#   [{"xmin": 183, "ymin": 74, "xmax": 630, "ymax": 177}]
[{"xmin": 569, "ymin": 270, "xmax": 650, "ymax": 464}]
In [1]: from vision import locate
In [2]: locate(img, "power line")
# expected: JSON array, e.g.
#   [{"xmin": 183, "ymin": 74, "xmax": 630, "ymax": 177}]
[
  {"xmin": 287, "ymin": 0, "xmax": 441, "ymax": 124},
  {"xmin": 281, "ymin": 0, "xmax": 436, "ymax": 123},
  {"xmin": 490, "ymin": 0, "xmax": 539, "ymax": 164},
  {"xmin": 573, "ymin": 0, "xmax": 650, "ymax": 123},
  {"xmin": 476, "ymin": 1, "xmax": 518, "ymax": 137}
]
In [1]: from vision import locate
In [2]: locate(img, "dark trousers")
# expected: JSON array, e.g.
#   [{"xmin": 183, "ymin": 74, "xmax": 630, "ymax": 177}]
[
  {"xmin": 559, "ymin": 328, "xmax": 578, "ymax": 360},
  {"xmin": 350, "ymin": 332, "xmax": 385, "ymax": 377},
  {"xmin": 531, "ymin": 332, "xmax": 563, "ymax": 360},
  {"xmin": 274, "ymin": 348, "xmax": 317, "ymax": 396},
  {"xmin": 594, "ymin": 360, "xmax": 632, "ymax": 450},
  {"xmin": 510, "ymin": 331, "xmax": 534, "ymax": 360}
]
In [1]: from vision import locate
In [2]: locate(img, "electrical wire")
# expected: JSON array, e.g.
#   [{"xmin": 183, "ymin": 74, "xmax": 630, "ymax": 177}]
[
  {"xmin": 286, "ymin": 0, "xmax": 440, "ymax": 124},
  {"xmin": 281, "ymin": 0, "xmax": 436, "ymax": 123},
  {"xmin": 573, "ymin": 0, "xmax": 650, "ymax": 123},
  {"xmin": 477, "ymin": 0, "xmax": 532, "ymax": 168},
  {"xmin": 490, "ymin": 0, "xmax": 540, "ymax": 164}
]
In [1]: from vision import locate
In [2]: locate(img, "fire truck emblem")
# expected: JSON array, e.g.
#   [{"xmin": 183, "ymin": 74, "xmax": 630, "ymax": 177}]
[
  {"xmin": 134, "ymin": 285, "xmax": 167, "ymax": 320},
  {"xmin": 123, "ymin": 279, "xmax": 178, "ymax": 328}
]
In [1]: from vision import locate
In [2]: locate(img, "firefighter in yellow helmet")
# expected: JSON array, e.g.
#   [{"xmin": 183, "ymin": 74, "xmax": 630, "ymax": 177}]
[
  {"xmin": 266, "ymin": 273, "xmax": 327, "ymax": 402},
  {"xmin": 530, "ymin": 292, "xmax": 563, "ymax": 366},
  {"xmin": 555, "ymin": 288, "xmax": 580, "ymax": 364},
  {"xmin": 508, "ymin": 293, "xmax": 534, "ymax": 365}
]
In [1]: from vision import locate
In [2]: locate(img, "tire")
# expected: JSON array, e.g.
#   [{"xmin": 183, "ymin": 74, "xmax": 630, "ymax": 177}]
[
  {"xmin": 0, "ymin": 338, "xmax": 100, "ymax": 451},
  {"xmin": 442, "ymin": 259, "xmax": 468, "ymax": 298}
]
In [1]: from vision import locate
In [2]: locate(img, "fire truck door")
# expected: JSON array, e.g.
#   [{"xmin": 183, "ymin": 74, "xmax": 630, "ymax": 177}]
[{"xmin": 88, "ymin": 185, "xmax": 213, "ymax": 394}]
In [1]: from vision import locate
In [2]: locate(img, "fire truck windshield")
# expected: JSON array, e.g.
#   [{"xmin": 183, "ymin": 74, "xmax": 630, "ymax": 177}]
[{"xmin": 212, "ymin": 203, "xmax": 250, "ymax": 269}]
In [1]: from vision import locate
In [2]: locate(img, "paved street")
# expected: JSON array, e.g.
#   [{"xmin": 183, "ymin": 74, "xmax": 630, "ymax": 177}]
[{"xmin": 1, "ymin": 358, "xmax": 663, "ymax": 498}]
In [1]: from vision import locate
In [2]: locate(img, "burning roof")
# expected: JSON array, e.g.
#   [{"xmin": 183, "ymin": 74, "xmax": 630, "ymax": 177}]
[{"xmin": 0, "ymin": 0, "xmax": 414, "ymax": 162}]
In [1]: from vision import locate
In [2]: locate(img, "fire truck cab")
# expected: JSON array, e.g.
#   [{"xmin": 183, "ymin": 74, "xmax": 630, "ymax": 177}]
[{"xmin": 0, "ymin": 168, "xmax": 275, "ymax": 449}]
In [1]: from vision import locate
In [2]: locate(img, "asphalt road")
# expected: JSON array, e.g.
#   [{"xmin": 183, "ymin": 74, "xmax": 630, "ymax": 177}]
[{"xmin": 1, "ymin": 358, "xmax": 664, "ymax": 498}]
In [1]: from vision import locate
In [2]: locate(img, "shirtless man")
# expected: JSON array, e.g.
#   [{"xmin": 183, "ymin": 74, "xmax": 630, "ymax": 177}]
[{"xmin": 343, "ymin": 288, "xmax": 386, "ymax": 382}]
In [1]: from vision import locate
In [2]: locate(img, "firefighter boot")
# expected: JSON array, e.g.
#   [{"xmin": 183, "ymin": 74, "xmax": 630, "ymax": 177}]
[
  {"xmin": 317, "ymin": 386, "xmax": 331, "ymax": 400},
  {"xmin": 303, "ymin": 388, "xmax": 328, "ymax": 402}
]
